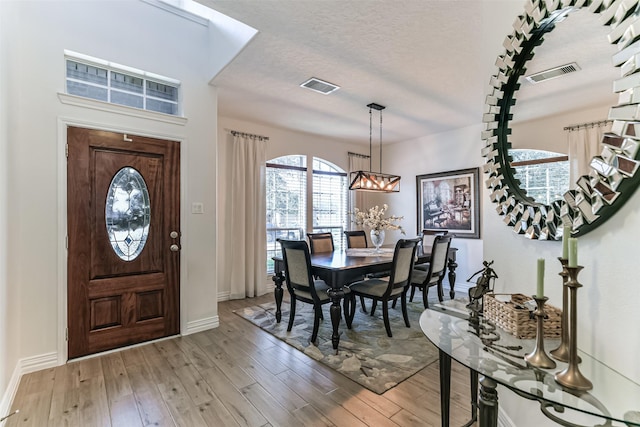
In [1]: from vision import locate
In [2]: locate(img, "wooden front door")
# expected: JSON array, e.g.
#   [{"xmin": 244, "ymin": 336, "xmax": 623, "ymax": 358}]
[{"xmin": 67, "ymin": 126, "xmax": 180, "ymax": 359}]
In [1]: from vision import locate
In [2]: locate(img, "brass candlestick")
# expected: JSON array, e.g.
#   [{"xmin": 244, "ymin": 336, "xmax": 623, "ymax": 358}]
[
  {"xmin": 524, "ymin": 296, "xmax": 556, "ymax": 369},
  {"xmin": 555, "ymin": 265, "xmax": 593, "ymax": 391},
  {"xmin": 550, "ymin": 257, "xmax": 572, "ymax": 362}
]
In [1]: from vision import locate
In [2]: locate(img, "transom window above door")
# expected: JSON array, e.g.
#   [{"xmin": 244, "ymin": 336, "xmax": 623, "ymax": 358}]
[{"xmin": 65, "ymin": 51, "xmax": 181, "ymax": 116}]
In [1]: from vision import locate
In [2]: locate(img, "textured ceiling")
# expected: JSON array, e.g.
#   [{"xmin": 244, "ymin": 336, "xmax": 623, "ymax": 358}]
[{"xmin": 199, "ymin": 1, "xmax": 618, "ymax": 145}]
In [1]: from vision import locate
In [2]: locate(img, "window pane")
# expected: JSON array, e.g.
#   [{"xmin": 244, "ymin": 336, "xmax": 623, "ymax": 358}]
[
  {"xmin": 511, "ymin": 149, "xmax": 569, "ymax": 205},
  {"xmin": 313, "ymin": 158, "xmax": 347, "ymax": 252},
  {"xmin": 66, "ymin": 60, "xmax": 108, "ymax": 85},
  {"xmin": 66, "ymin": 81, "xmax": 108, "ymax": 102},
  {"xmin": 65, "ymin": 56, "xmax": 180, "ymax": 116},
  {"xmin": 266, "ymin": 156, "xmax": 347, "ymax": 273},
  {"xmin": 147, "ymin": 80, "xmax": 178, "ymax": 101},
  {"xmin": 147, "ymin": 99, "xmax": 178, "ymax": 115},
  {"xmin": 105, "ymin": 167, "xmax": 151, "ymax": 261},
  {"xmin": 111, "ymin": 71, "xmax": 143, "ymax": 93},
  {"xmin": 269, "ymin": 155, "xmax": 306, "ymax": 168},
  {"xmin": 111, "ymin": 90, "xmax": 144, "ymax": 109},
  {"xmin": 266, "ymin": 159, "xmax": 306, "ymax": 273}
]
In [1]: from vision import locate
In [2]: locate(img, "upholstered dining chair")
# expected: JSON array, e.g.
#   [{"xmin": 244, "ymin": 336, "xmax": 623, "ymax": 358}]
[
  {"xmin": 343, "ymin": 229, "xmax": 371, "ymax": 312},
  {"xmin": 306, "ymin": 232, "xmax": 335, "ymax": 254},
  {"xmin": 306, "ymin": 231, "xmax": 334, "ymax": 282},
  {"xmin": 344, "ymin": 230, "xmax": 367, "ymax": 248},
  {"xmin": 344, "ymin": 238, "xmax": 420, "ymax": 337},
  {"xmin": 409, "ymin": 234, "xmax": 453, "ymax": 308},
  {"xmin": 278, "ymin": 239, "xmax": 348, "ymax": 344},
  {"xmin": 415, "ymin": 230, "xmax": 448, "ymax": 271},
  {"xmin": 420, "ymin": 229, "xmax": 448, "ymax": 248},
  {"xmin": 344, "ymin": 229, "xmax": 389, "ymax": 310}
]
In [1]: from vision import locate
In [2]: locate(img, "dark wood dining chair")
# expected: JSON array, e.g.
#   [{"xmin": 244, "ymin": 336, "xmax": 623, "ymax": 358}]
[
  {"xmin": 345, "ymin": 238, "xmax": 420, "ymax": 337},
  {"xmin": 344, "ymin": 230, "xmax": 367, "ymax": 248},
  {"xmin": 344, "ymin": 229, "xmax": 389, "ymax": 308},
  {"xmin": 343, "ymin": 229, "xmax": 371, "ymax": 312},
  {"xmin": 278, "ymin": 239, "xmax": 348, "ymax": 344},
  {"xmin": 306, "ymin": 232, "xmax": 334, "ymax": 254},
  {"xmin": 415, "ymin": 230, "xmax": 448, "ymax": 271},
  {"xmin": 410, "ymin": 234, "xmax": 453, "ymax": 308},
  {"xmin": 420, "ymin": 229, "xmax": 448, "ymax": 247}
]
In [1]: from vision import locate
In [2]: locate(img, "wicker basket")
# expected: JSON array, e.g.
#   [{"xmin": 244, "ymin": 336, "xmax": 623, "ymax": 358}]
[{"xmin": 483, "ymin": 293, "xmax": 562, "ymax": 339}]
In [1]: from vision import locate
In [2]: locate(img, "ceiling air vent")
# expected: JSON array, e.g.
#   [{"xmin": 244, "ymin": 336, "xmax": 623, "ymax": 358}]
[
  {"xmin": 300, "ymin": 77, "xmax": 340, "ymax": 95},
  {"xmin": 525, "ymin": 62, "xmax": 581, "ymax": 84}
]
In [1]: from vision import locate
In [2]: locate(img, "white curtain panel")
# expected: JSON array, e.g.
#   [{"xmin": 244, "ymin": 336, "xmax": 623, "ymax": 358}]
[
  {"xmin": 229, "ymin": 133, "xmax": 267, "ymax": 299},
  {"xmin": 348, "ymin": 153, "xmax": 371, "ymax": 226},
  {"xmin": 567, "ymin": 122, "xmax": 611, "ymax": 187}
]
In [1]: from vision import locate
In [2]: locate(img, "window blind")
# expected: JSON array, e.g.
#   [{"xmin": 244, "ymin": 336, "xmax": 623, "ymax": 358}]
[
  {"xmin": 312, "ymin": 158, "xmax": 348, "ymax": 252},
  {"xmin": 266, "ymin": 156, "xmax": 307, "ymax": 273},
  {"xmin": 511, "ymin": 149, "xmax": 569, "ymax": 205}
]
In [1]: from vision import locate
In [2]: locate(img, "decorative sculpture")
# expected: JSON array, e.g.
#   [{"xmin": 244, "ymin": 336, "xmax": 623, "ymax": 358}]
[{"xmin": 467, "ymin": 260, "xmax": 498, "ymax": 312}]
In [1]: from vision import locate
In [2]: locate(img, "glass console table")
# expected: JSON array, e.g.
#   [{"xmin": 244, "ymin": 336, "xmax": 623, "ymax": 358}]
[{"xmin": 419, "ymin": 302, "xmax": 640, "ymax": 427}]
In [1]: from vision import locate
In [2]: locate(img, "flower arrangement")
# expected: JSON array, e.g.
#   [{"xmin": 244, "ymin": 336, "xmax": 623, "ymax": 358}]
[{"xmin": 351, "ymin": 204, "xmax": 405, "ymax": 234}]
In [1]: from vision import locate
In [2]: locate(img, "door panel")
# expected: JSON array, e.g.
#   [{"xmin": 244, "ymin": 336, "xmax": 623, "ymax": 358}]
[{"xmin": 67, "ymin": 126, "xmax": 180, "ymax": 359}]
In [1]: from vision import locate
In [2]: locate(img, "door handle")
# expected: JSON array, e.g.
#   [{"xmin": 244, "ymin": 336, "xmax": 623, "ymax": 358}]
[{"xmin": 170, "ymin": 244, "xmax": 180, "ymax": 252}]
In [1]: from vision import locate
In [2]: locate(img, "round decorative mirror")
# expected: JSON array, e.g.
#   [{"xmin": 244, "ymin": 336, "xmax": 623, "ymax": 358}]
[{"xmin": 482, "ymin": 1, "xmax": 640, "ymax": 240}]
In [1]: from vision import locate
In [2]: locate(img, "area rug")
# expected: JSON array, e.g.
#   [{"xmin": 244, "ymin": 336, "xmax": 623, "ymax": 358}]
[{"xmin": 235, "ymin": 299, "xmax": 439, "ymax": 394}]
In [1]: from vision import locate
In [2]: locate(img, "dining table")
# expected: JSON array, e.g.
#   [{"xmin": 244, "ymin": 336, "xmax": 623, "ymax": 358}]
[{"xmin": 271, "ymin": 244, "xmax": 458, "ymax": 350}]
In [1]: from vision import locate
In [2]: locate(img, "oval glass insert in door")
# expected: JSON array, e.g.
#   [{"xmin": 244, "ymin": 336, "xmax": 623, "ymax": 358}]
[{"xmin": 105, "ymin": 167, "xmax": 151, "ymax": 261}]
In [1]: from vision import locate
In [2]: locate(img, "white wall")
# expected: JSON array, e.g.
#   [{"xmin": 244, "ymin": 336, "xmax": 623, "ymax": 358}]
[
  {"xmin": 382, "ymin": 125, "xmax": 486, "ymax": 293},
  {"xmin": 510, "ymin": 103, "xmax": 612, "ymax": 153},
  {"xmin": 0, "ymin": 0, "xmax": 14, "ymax": 419},
  {"xmin": 1, "ymin": 0, "xmax": 224, "ymax": 408},
  {"xmin": 216, "ymin": 116, "xmax": 367, "ymax": 298}
]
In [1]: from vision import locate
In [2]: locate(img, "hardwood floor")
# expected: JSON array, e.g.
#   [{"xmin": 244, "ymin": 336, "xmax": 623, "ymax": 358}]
[{"xmin": 6, "ymin": 294, "xmax": 477, "ymax": 426}]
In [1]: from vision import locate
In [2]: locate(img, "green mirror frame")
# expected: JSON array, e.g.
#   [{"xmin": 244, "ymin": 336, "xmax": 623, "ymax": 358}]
[{"xmin": 482, "ymin": 0, "xmax": 640, "ymax": 240}]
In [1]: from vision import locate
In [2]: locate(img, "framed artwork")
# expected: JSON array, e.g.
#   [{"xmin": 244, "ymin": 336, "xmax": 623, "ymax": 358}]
[{"xmin": 416, "ymin": 167, "xmax": 480, "ymax": 239}]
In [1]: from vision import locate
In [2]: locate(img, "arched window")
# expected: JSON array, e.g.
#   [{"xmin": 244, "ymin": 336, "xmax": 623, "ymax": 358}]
[
  {"xmin": 266, "ymin": 155, "xmax": 347, "ymax": 273},
  {"xmin": 510, "ymin": 149, "xmax": 569, "ymax": 205},
  {"xmin": 312, "ymin": 157, "xmax": 348, "ymax": 250}
]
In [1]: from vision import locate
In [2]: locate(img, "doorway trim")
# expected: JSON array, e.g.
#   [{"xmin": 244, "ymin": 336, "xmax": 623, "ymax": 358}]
[{"xmin": 56, "ymin": 116, "xmax": 188, "ymax": 364}]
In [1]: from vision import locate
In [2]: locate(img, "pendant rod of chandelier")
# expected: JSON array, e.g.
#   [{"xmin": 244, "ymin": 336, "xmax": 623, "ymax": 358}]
[{"xmin": 348, "ymin": 102, "xmax": 401, "ymax": 193}]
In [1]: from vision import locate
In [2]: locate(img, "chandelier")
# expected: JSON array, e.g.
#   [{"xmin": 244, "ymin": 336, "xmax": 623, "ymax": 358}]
[{"xmin": 349, "ymin": 103, "xmax": 401, "ymax": 192}]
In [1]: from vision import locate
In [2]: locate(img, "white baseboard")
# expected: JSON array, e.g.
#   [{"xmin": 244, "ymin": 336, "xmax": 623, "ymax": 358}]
[
  {"xmin": 217, "ymin": 280, "xmax": 274, "ymax": 303},
  {"xmin": 217, "ymin": 290, "xmax": 231, "ymax": 302},
  {"xmin": 0, "ymin": 365, "xmax": 20, "ymax": 425},
  {"xmin": 0, "ymin": 351, "xmax": 57, "ymax": 424},
  {"xmin": 446, "ymin": 281, "xmax": 471, "ymax": 294},
  {"xmin": 19, "ymin": 352, "xmax": 58, "ymax": 374},
  {"xmin": 184, "ymin": 316, "xmax": 219, "ymax": 335}
]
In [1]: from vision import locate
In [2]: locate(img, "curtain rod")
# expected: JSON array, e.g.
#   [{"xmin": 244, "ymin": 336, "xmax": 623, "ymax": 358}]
[
  {"xmin": 348, "ymin": 151, "xmax": 370, "ymax": 159},
  {"xmin": 226, "ymin": 129, "xmax": 269, "ymax": 141},
  {"xmin": 563, "ymin": 119, "xmax": 612, "ymax": 131}
]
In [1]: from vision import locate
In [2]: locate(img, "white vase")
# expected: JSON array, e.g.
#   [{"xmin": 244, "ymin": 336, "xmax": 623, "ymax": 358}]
[{"xmin": 370, "ymin": 229, "xmax": 385, "ymax": 252}]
